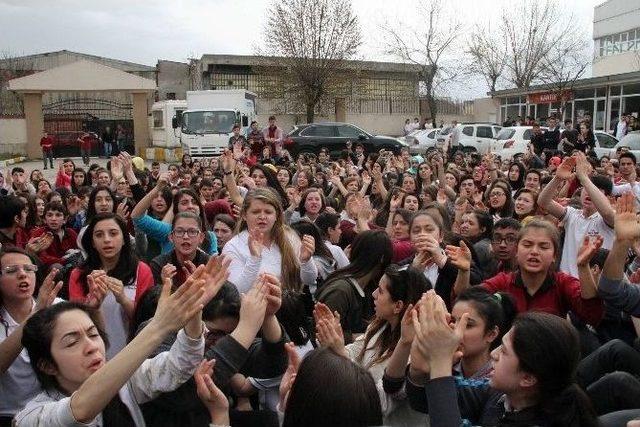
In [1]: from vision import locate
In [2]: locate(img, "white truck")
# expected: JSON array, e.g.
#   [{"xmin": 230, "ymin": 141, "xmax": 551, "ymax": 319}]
[
  {"xmin": 175, "ymin": 89, "xmax": 257, "ymax": 157},
  {"xmin": 150, "ymin": 100, "xmax": 187, "ymax": 148}
]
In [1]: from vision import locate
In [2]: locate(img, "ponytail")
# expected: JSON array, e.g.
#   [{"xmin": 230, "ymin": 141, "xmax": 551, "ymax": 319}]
[{"xmin": 540, "ymin": 383, "xmax": 599, "ymax": 427}]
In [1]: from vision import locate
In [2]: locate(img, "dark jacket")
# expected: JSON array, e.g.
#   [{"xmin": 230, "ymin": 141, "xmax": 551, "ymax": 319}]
[
  {"xmin": 150, "ymin": 249, "xmax": 210, "ymax": 288},
  {"xmin": 407, "ymin": 375, "xmax": 546, "ymax": 427}
]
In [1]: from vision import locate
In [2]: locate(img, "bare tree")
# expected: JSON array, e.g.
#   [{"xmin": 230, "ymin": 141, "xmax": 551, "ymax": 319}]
[
  {"xmin": 500, "ymin": 1, "xmax": 587, "ymax": 89},
  {"xmin": 260, "ymin": 0, "xmax": 362, "ymax": 123},
  {"xmin": 538, "ymin": 43, "xmax": 590, "ymax": 118},
  {"xmin": 467, "ymin": 26, "xmax": 507, "ymax": 93},
  {"xmin": 0, "ymin": 51, "xmax": 34, "ymax": 116},
  {"xmin": 380, "ymin": 0, "xmax": 462, "ymax": 127}
]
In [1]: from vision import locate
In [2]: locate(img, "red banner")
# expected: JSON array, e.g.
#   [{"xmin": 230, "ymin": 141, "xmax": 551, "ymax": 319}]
[{"xmin": 526, "ymin": 90, "xmax": 573, "ymax": 104}]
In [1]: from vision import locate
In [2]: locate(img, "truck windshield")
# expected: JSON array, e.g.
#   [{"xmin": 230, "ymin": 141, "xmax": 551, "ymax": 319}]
[{"xmin": 182, "ymin": 111, "xmax": 237, "ymax": 134}]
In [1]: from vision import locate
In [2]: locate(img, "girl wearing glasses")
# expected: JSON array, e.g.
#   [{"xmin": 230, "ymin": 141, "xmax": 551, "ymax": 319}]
[
  {"xmin": 68, "ymin": 213, "xmax": 154, "ymax": 359},
  {"xmin": 131, "ymin": 174, "xmax": 217, "ymax": 255},
  {"xmin": 486, "ymin": 180, "xmax": 514, "ymax": 222},
  {"xmin": 0, "ymin": 248, "xmax": 61, "ymax": 426},
  {"xmin": 150, "ymin": 212, "xmax": 211, "ymax": 290}
]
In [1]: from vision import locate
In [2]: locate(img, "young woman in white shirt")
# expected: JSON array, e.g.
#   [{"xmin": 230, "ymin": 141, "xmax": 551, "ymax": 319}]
[
  {"xmin": 14, "ymin": 262, "xmax": 228, "ymax": 427},
  {"xmin": 222, "ymin": 188, "xmax": 318, "ymax": 293}
]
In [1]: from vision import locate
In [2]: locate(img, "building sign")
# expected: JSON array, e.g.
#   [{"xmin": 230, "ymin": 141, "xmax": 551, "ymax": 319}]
[{"xmin": 526, "ymin": 90, "xmax": 573, "ymax": 104}]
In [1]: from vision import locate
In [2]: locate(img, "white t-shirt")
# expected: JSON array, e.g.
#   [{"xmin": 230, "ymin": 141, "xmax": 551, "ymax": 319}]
[
  {"xmin": 559, "ymin": 206, "xmax": 614, "ymax": 277},
  {"xmin": 450, "ymin": 125, "xmax": 461, "ymax": 146},
  {"xmin": 0, "ymin": 298, "xmax": 63, "ymax": 417}
]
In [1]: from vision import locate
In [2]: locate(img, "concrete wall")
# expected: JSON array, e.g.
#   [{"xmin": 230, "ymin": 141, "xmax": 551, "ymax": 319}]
[
  {"xmin": 473, "ymin": 97, "xmax": 500, "ymax": 123},
  {"xmin": 0, "ymin": 118, "xmax": 27, "ymax": 155},
  {"xmin": 593, "ymin": 51, "xmax": 640, "ymax": 77},
  {"xmin": 156, "ymin": 60, "xmax": 190, "ymax": 100},
  {"xmin": 593, "ymin": 0, "xmax": 640, "ymax": 39}
]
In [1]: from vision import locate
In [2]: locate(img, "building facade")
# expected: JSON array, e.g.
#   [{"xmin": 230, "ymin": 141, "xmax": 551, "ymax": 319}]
[
  {"xmin": 156, "ymin": 54, "xmax": 423, "ymax": 135},
  {"xmin": 490, "ymin": 0, "xmax": 640, "ymax": 131}
]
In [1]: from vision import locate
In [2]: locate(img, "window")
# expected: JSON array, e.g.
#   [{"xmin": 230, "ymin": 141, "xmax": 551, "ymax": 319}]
[
  {"xmin": 596, "ymin": 87, "xmax": 606, "ymax": 97},
  {"xmin": 624, "ymin": 84, "xmax": 640, "ymax": 95},
  {"xmin": 166, "ymin": 92, "xmax": 176, "ymax": 100},
  {"xmin": 301, "ymin": 125, "xmax": 336, "ymax": 137},
  {"xmin": 477, "ymin": 126, "xmax": 493, "ymax": 138},
  {"xmin": 427, "ymin": 130, "xmax": 436, "ymax": 139},
  {"xmin": 574, "ymin": 89, "xmax": 594, "ymax": 99},
  {"xmin": 611, "ymin": 86, "xmax": 621, "ymax": 96},
  {"xmin": 492, "ymin": 126, "xmax": 502, "ymax": 135},
  {"xmin": 596, "ymin": 133, "xmax": 618, "ymax": 148},
  {"xmin": 462, "ymin": 126, "xmax": 474, "ymax": 136},
  {"xmin": 337, "ymin": 125, "xmax": 364, "ymax": 138},
  {"xmin": 523, "ymin": 129, "xmax": 532, "ymax": 140},
  {"xmin": 597, "ymin": 27, "xmax": 640, "ymax": 56},
  {"xmin": 496, "ymin": 129, "xmax": 515, "ymax": 140},
  {"xmin": 152, "ymin": 110, "xmax": 163, "ymax": 128}
]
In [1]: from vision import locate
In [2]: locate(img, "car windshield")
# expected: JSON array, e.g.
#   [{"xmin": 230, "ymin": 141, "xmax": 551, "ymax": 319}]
[
  {"xmin": 181, "ymin": 110, "xmax": 237, "ymax": 134},
  {"xmin": 496, "ymin": 129, "xmax": 516, "ymax": 140},
  {"xmin": 440, "ymin": 126, "xmax": 453, "ymax": 135}
]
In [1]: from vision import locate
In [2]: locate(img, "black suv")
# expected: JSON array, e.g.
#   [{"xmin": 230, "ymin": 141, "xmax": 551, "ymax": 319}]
[{"xmin": 284, "ymin": 122, "xmax": 407, "ymax": 157}]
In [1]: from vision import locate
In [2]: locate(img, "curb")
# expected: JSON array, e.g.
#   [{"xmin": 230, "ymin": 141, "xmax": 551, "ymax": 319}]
[{"xmin": 0, "ymin": 156, "xmax": 27, "ymax": 168}]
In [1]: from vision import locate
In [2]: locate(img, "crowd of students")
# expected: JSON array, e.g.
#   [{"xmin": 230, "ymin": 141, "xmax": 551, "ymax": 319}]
[{"xmin": 0, "ymin": 133, "xmax": 640, "ymax": 426}]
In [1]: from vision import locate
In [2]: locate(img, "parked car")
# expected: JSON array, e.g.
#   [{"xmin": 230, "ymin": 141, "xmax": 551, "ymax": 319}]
[
  {"xmin": 283, "ymin": 122, "xmax": 408, "ymax": 157},
  {"xmin": 491, "ymin": 126, "xmax": 547, "ymax": 160},
  {"xmin": 592, "ymin": 131, "xmax": 619, "ymax": 159},
  {"xmin": 605, "ymin": 131, "xmax": 640, "ymax": 160},
  {"xmin": 405, "ymin": 128, "xmax": 442, "ymax": 154},
  {"xmin": 52, "ymin": 131, "xmax": 102, "ymax": 157},
  {"xmin": 437, "ymin": 123, "xmax": 501, "ymax": 154}
]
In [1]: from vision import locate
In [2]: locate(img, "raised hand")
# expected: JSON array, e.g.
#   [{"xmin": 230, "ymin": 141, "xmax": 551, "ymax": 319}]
[
  {"xmin": 103, "ymin": 276, "xmax": 127, "ymax": 304},
  {"xmin": 110, "ymin": 157, "xmax": 123, "ymax": 178},
  {"xmin": 239, "ymin": 281, "xmax": 268, "ymax": 334},
  {"xmin": 575, "ymin": 153, "xmax": 593, "ymax": 179},
  {"xmin": 279, "ymin": 342, "xmax": 301, "ymax": 409},
  {"xmin": 261, "ymin": 273, "xmax": 282, "ymax": 317},
  {"xmin": 161, "ymin": 264, "xmax": 177, "ymax": 283},
  {"xmin": 445, "ymin": 240, "xmax": 471, "ymax": 272},
  {"xmin": 35, "ymin": 268, "xmax": 63, "ymax": 311},
  {"xmin": 399, "ymin": 303, "xmax": 417, "ymax": 345},
  {"xmin": 116, "ymin": 202, "xmax": 130, "ymax": 222},
  {"xmin": 390, "ymin": 193, "xmax": 403, "ymax": 212},
  {"xmin": 248, "ymin": 229, "xmax": 265, "ymax": 258},
  {"xmin": 85, "ymin": 274, "xmax": 109, "ymax": 308},
  {"xmin": 152, "ymin": 272, "xmax": 205, "ymax": 334},
  {"xmin": 413, "ymin": 290, "xmax": 468, "ymax": 373},
  {"xmin": 299, "ymin": 234, "xmax": 315, "ymax": 263},
  {"xmin": 614, "ymin": 192, "xmax": 640, "ymax": 241},
  {"xmin": 194, "ymin": 359, "xmax": 229, "ymax": 426},
  {"xmin": 577, "ymin": 235, "xmax": 604, "ymax": 267},
  {"xmin": 157, "ymin": 171, "xmax": 172, "ymax": 188},
  {"xmin": 556, "ymin": 157, "xmax": 576, "ymax": 180}
]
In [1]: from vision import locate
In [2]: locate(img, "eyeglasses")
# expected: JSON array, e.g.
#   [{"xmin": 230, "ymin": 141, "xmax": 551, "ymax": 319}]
[
  {"xmin": 490, "ymin": 191, "xmax": 506, "ymax": 198},
  {"xmin": 491, "ymin": 236, "xmax": 518, "ymax": 245},
  {"xmin": 1, "ymin": 264, "xmax": 38, "ymax": 275},
  {"xmin": 172, "ymin": 228, "xmax": 201, "ymax": 238}
]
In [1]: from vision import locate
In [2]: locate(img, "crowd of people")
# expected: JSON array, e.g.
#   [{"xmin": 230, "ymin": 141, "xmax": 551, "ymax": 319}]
[{"xmin": 1, "ymin": 116, "xmax": 640, "ymax": 427}]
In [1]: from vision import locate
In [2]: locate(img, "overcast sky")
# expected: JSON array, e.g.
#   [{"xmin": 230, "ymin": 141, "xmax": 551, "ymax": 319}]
[{"xmin": 1, "ymin": 0, "xmax": 601, "ymax": 98}]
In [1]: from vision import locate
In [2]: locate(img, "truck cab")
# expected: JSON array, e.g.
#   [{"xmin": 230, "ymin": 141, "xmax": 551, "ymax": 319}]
[{"xmin": 177, "ymin": 90, "xmax": 257, "ymax": 157}]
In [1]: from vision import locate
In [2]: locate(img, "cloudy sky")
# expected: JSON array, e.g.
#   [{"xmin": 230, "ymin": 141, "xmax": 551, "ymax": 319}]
[{"xmin": 1, "ymin": 0, "xmax": 601, "ymax": 97}]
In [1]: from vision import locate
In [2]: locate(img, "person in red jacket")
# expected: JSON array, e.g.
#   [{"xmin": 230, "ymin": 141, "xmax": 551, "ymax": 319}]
[
  {"xmin": 447, "ymin": 219, "xmax": 604, "ymax": 327},
  {"xmin": 68, "ymin": 213, "xmax": 153, "ymax": 359},
  {"xmin": 54, "ymin": 158, "xmax": 75, "ymax": 189},
  {"xmin": 39, "ymin": 130, "xmax": 54, "ymax": 170},
  {"xmin": 30, "ymin": 201, "xmax": 78, "ymax": 271}
]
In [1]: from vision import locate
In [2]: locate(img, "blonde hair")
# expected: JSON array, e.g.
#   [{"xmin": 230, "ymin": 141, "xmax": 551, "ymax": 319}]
[{"xmin": 239, "ymin": 188, "xmax": 301, "ymax": 291}]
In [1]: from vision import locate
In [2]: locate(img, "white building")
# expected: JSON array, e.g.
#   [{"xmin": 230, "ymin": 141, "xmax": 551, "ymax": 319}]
[{"xmin": 592, "ymin": 0, "xmax": 640, "ymax": 77}]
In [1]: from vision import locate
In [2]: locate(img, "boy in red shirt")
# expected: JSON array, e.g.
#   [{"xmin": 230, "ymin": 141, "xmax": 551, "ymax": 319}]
[
  {"xmin": 30, "ymin": 201, "xmax": 79, "ymax": 272},
  {"xmin": 40, "ymin": 130, "xmax": 54, "ymax": 169}
]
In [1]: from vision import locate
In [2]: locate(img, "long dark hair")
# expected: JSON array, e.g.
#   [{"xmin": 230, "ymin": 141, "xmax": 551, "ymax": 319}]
[
  {"xmin": 455, "ymin": 287, "xmax": 516, "ymax": 350},
  {"xmin": 86, "ymin": 186, "xmax": 117, "ymax": 222},
  {"xmin": 22, "ymin": 302, "xmax": 108, "ymax": 391},
  {"xmin": 291, "ymin": 220, "xmax": 334, "ymax": 264},
  {"xmin": 283, "ymin": 347, "xmax": 382, "ymax": 427},
  {"xmin": 507, "ymin": 162, "xmax": 526, "ymax": 191},
  {"xmin": 79, "ymin": 213, "xmax": 139, "ymax": 296},
  {"xmin": 358, "ymin": 265, "xmax": 429, "ymax": 366},
  {"xmin": 486, "ymin": 179, "xmax": 514, "ymax": 218},
  {"xmin": 511, "ymin": 312, "xmax": 599, "ymax": 427},
  {"xmin": 251, "ymin": 164, "xmax": 290, "ymax": 209},
  {"xmin": 323, "ymin": 230, "xmax": 393, "ymax": 284},
  {"xmin": 71, "ymin": 168, "xmax": 89, "ymax": 194}
]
